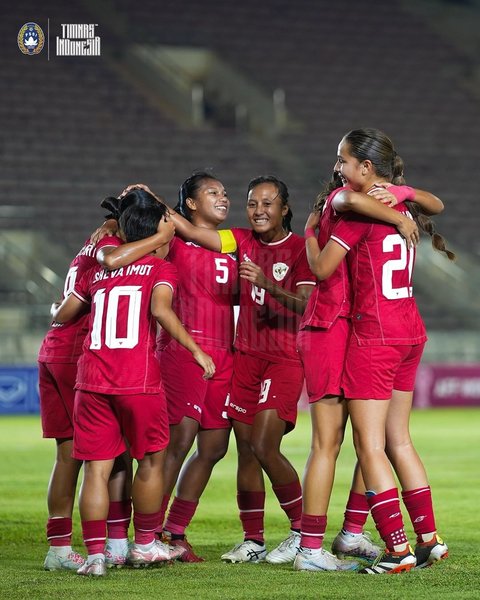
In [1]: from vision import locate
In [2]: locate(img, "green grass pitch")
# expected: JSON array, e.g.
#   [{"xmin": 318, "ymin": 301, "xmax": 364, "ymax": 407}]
[{"xmin": 0, "ymin": 408, "xmax": 479, "ymax": 599}]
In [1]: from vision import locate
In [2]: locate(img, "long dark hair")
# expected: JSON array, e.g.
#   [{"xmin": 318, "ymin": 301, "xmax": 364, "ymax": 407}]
[
  {"xmin": 247, "ymin": 175, "xmax": 293, "ymax": 232},
  {"xmin": 175, "ymin": 171, "xmax": 219, "ymax": 221},
  {"xmin": 119, "ymin": 202, "xmax": 168, "ymax": 243},
  {"xmin": 318, "ymin": 128, "xmax": 455, "ymax": 261},
  {"xmin": 100, "ymin": 187, "xmax": 161, "ymax": 221}
]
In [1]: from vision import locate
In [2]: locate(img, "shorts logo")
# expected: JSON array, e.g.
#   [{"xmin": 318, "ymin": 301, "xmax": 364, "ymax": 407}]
[
  {"xmin": 18, "ymin": 23, "xmax": 45, "ymax": 55},
  {"xmin": 229, "ymin": 402, "xmax": 247, "ymax": 414},
  {"xmin": 272, "ymin": 262, "xmax": 289, "ymax": 281}
]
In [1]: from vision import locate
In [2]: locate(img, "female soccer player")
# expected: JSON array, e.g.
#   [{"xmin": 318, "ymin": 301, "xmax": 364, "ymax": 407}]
[
  {"xmin": 156, "ymin": 172, "xmax": 237, "ymax": 561},
  {"xmin": 167, "ymin": 176, "xmax": 316, "ymax": 564},
  {"xmin": 295, "ymin": 170, "xmax": 436, "ymax": 571},
  {"xmin": 52, "ymin": 200, "xmax": 215, "ymax": 576},
  {"xmin": 39, "ymin": 190, "xmax": 173, "ymax": 571},
  {"xmin": 303, "ymin": 128, "xmax": 452, "ymax": 575}
]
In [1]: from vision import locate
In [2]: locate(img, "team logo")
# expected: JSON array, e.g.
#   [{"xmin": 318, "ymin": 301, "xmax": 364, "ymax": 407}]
[
  {"xmin": 18, "ymin": 22, "xmax": 45, "ymax": 55},
  {"xmin": 272, "ymin": 262, "xmax": 289, "ymax": 281}
]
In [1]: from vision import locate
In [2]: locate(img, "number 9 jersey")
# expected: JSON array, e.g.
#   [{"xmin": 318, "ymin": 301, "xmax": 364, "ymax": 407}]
[{"xmin": 330, "ymin": 206, "xmax": 427, "ymax": 346}]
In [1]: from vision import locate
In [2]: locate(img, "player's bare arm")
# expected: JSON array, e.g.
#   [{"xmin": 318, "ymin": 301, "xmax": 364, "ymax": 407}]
[
  {"xmin": 151, "ymin": 284, "xmax": 215, "ymax": 379},
  {"xmin": 51, "ymin": 294, "xmax": 87, "ymax": 324},
  {"xmin": 332, "ymin": 190, "xmax": 419, "ymax": 247},
  {"xmin": 97, "ymin": 216, "xmax": 175, "ymax": 271},
  {"xmin": 370, "ymin": 183, "xmax": 444, "ymax": 216}
]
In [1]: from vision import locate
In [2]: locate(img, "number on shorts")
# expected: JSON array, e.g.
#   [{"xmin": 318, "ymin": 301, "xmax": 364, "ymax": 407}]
[
  {"xmin": 382, "ymin": 233, "xmax": 414, "ymax": 299},
  {"xmin": 258, "ymin": 378, "xmax": 272, "ymax": 404},
  {"xmin": 90, "ymin": 286, "xmax": 142, "ymax": 349}
]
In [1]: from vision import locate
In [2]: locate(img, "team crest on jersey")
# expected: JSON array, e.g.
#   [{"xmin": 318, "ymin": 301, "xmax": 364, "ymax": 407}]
[
  {"xmin": 242, "ymin": 253, "xmax": 251, "ymax": 263},
  {"xmin": 272, "ymin": 262, "xmax": 289, "ymax": 281},
  {"xmin": 18, "ymin": 22, "xmax": 45, "ymax": 55}
]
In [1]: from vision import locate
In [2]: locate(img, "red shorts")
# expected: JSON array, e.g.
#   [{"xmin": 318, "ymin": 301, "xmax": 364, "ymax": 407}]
[
  {"xmin": 73, "ymin": 389, "xmax": 169, "ymax": 460},
  {"xmin": 160, "ymin": 341, "xmax": 233, "ymax": 430},
  {"xmin": 38, "ymin": 361, "xmax": 77, "ymax": 439},
  {"xmin": 342, "ymin": 341, "xmax": 425, "ymax": 400},
  {"xmin": 297, "ymin": 318, "xmax": 351, "ymax": 403},
  {"xmin": 228, "ymin": 351, "xmax": 304, "ymax": 433}
]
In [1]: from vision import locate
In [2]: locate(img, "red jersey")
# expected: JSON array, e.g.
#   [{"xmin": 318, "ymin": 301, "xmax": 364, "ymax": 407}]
[
  {"xmin": 232, "ymin": 228, "xmax": 316, "ymax": 365},
  {"xmin": 300, "ymin": 187, "xmax": 352, "ymax": 330},
  {"xmin": 331, "ymin": 206, "xmax": 427, "ymax": 346},
  {"xmin": 38, "ymin": 236, "xmax": 121, "ymax": 363},
  {"xmin": 73, "ymin": 255, "xmax": 178, "ymax": 394},
  {"xmin": 157, "ymin": 237, "xmax": 237, "ymax": 350}
]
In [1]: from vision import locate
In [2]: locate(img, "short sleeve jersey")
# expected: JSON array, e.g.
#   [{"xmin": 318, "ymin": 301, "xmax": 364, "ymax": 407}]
[
  {"xmin": 300, "ymin": 187, "xmax": 352, "ymax": 330},
  {"xmin": 38, "ymin": 236, "xmax": 121, "ymax": 363},
  {"xmin": 232, "ymin": 228, "xmax": 316, "ymax": 364},
  {"xmin": 157, "ymin": 236, "xmax": 237, "ymax": 350},
  {"xmin": 331, "ymin": 206, "xmax": 427, "ymax": 346},
  {"xmin": 73, "ymin": 255, "xmax": 178, "ymax": 394}
]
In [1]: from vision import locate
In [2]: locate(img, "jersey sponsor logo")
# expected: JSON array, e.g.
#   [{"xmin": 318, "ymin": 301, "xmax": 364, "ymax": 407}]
[
  {"xmin": 18, "ymin": 22, "xmax": 45, "ymax": 55},
  {"xmin": 272, "ymin": 262, "xmax": 289, "ymax": 281}
]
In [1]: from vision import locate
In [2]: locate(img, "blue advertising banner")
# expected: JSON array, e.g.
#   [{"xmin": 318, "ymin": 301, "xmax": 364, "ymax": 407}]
[{"xmin": 0, "ymin": 366, "xmax": 40, "ymax": 414}]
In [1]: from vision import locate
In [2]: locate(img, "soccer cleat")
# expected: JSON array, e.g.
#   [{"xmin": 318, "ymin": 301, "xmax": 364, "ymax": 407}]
[
  {"xmin": 331, "ymin": 530, "xmax": 381, "ymax": 564},
  {"xmin": 127, "ymin": 540, "xmax": 185, "ymax": 567},
  {"xmin": 170, "ymin": 537, "xmax": 205, "ymax": 563},
  {"xmin": 77, "ymin": 557, "xmax": 106, "ymax": 577},
  {"xmin": 359, "ymin": 545, "xmax": 416, "ymax": 574},
  {"xmin": 265, "ymin": 531, "xmax": 301, "ymax": 564},
  {"xmin": 221, "ymin": 540, "xmax": 267, "ymax": 563},
  {"xmin": 43, "ymin": 548, "xmax": 85, "ymax": 571},
  {"xmin": 293, "ymin": 546, "xmax": 359, "ymax": 571},
  {"xmin": 105, "ymin": 540, "xmax": 129, "ymax": 568},
  {"xmin": 414, "ymin": 534, "xmax": 448, "ymax": 568}
]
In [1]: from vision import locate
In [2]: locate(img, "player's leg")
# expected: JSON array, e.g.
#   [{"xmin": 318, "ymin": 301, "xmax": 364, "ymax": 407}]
[
  {"xmin": 295, "ymin": 396, "xmax": 360, "ymax": 571},
  {"xmin": 386, "ymin": 344, "xmax": 447, "ymax": 568},
  {"xmin": 221, "ymin": 419, "xmax": 267, "ymax": 563},
  {"xmin": 166, "ymin": 427, "xmax": 230, "ymax": 561},
  {"xmin": 331, "ymin": 462, "xmax": 381, "ymax": 565},
  {"xmin": 105, "ymin": 451, "xmax": 132, "ymax": 568},
  {"xmin": 39, "ymin": 362, "xmax": 85, "ymax": 571}
]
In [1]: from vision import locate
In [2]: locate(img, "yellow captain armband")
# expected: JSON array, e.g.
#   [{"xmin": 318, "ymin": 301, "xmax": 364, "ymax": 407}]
[{"xmin": 218, "ymin": 229, "xmax": 237, "ymax": 254}]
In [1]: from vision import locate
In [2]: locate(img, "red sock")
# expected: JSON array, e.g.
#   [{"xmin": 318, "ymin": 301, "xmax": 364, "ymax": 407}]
[
  {"xmin": 133, "ymin": 510, "xmax": 162, "ymax": 545},
  {"xmin": 300, "ymin": 514, "xmax": 327, "ymax": 549},
  {"xmin": 238, "ymin": 491, "xmax": 265, "ymax": 543},
  {"xmin": 107, "ymin": 499, "xmax": 131, "ymax": 539},
  {"xmin": 81, "ymin": 519, "xmax": 106, "ymax": 556},
  {"xmin": 342, "ymin": 491, "xmax": 369, "ymax": 534},
  {"xmin": 164, "ymin": 497, "xmax": 198, "ymax": 536},
  {"xmin": 402, "ymin": 487, "xmax": 436, "ymax": 541},
  {"xmin": 47, "ymin": 517, "xmax": 72, "ymax": 547},
  {"xmin": 272, "ymin": 479, "xmax": 302, "ymax": 530},
  {"xmin": 367, "ymin": 488, "xmax": 408, "ymax": 551},
  {"xmin": 157, "ymin": 494, "xmax": 170, "ymax": 533}
]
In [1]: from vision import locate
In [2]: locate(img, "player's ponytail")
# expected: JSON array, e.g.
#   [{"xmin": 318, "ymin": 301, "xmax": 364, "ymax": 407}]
[
  {"xmin": 101, "ymin": 196, "xmax": 121, "ymax": 220},
  {"xmin": 406, "ymin": 202, "xmax": 456, "ymax": 261},
  {"xmin": 391, "ymin": 153, "xmax": 406, "ymax": 185},
  {"xmin": 314, "ymin": 171, "xmax": 343, "ymax": 212}
]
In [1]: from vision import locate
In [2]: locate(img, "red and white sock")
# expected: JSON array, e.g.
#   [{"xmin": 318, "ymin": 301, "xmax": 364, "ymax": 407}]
[
  {"xmin": 238, "ymin": 491, "xmax": 265, "ymax": 544},
  {"xmin": 133, "ymin": 510, "xmax": 162, "ymax": 546},
  {"xmin": 81, "ymin": 519, "xmax": 106, "ymax": 557},
  {"xmin": 272, "ymin": 479, "xmax": 302, "ymax": 531},
  {"xmin": 164, "ymin": 497, "xmax": 198, "ymax": 537},
  {"xmin": 367, "ymin": 488, "xmax": 408, "ymax": 551},
  {"xmin": 342, "ymin": 491, "xmax": 369, "ymax": 534},
  {"xmin": 300, "ymin": 514, "xmax": 327, "ymax": 549},
  {"xmin": 47, "ymin": 516, "xmax": 73, "ymax": 550},
  {"xmin": 402, "ymin": 486, "xmax": 437, "ymax": 543}
]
